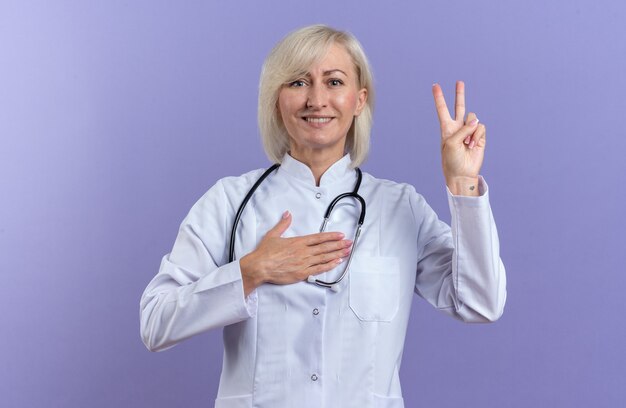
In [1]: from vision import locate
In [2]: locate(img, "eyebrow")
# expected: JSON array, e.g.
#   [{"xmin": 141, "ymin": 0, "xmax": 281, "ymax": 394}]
[
  {"xmin": 323, "ymin": 69, "xmax": 347, "ymax": 76},
  {"xmin": 303, "ymin": 69, "xmax": 348, "ymax": 78}
]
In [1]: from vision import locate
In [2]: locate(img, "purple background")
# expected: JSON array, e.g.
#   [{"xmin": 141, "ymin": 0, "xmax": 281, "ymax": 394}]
[{"xmin": 1, "ymin": 1, "xmax": 625, "ymax": 407}]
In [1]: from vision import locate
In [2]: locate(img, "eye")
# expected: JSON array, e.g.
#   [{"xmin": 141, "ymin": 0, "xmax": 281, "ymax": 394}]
[
  {"xmin": 289, "ymin": 80, "xmax": 306, "ymax": 87},
  {"xmin": 329, "ymin": 79, "xmax": 344, "ymax": 86}
]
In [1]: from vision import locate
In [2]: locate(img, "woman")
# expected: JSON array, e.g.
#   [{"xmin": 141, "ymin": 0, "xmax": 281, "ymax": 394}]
[{"xmin": 140, "ymin": 24, "xmax": 506, "ymax": 408}]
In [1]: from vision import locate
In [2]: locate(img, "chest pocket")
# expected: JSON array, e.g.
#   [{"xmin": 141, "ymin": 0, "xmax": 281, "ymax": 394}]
[{"xmin": 348, "ymin": 256, "xmax": 400, "ymax": 322}]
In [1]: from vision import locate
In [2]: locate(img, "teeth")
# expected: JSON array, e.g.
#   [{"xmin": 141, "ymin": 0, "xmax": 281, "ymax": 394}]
[{"xmin": 306, "ymin": 117, "xmax": 332, "ymax": 123}]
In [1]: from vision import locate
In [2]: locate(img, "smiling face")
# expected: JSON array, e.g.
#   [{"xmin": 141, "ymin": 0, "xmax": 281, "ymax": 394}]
[{"xmin": 277, "ymin": 43, "xmax": 368, "ymax": 164}]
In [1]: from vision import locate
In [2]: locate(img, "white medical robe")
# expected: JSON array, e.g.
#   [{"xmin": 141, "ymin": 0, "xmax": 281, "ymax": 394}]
[{"xmin": 140, "ymin": 153, "xmax": 507, "ymax": 408}]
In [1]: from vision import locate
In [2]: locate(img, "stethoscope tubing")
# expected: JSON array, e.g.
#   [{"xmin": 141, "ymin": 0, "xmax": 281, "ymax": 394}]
[
  {"xmin": 228, "ymin": 163, "xmax": 365, "ymax": 290},
  {"xmin": 228, "ymin": 163, "xmax": 280, "ymax": 263}
]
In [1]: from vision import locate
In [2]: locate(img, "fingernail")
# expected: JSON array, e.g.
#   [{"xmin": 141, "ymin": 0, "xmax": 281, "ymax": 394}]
[
  {"xmin": 282, "ymin": 210, "xmax": 290, "ymax": 219},
  {"xmin": 337, "ymin": 258, "xmax": 344, "ymax": 263},
  {"xmin": 469, "ymin": 140, "xmax": 476, "ymax": 149},
  {"xmin": 464, "ymin": 136, "xmax": 471, "ymax": 145},
  {"xmin": 469, "ymin": 118, "xmax": 479, "ymax": 126},
  {"xmin": 345, "ymin": 239, "xmax": 353, "ymax": 246}
]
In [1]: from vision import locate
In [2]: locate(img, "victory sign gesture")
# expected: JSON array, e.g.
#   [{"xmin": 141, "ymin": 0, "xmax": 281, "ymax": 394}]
[{"xmin": 432, "ymin": 81, "xmax": 486, "ymax": 196}]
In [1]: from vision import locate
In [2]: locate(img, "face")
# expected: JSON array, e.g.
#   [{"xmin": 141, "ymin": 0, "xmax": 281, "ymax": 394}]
[{"xmin": 277, "ymin": 43, "xmax": 368, "ymax": 161}]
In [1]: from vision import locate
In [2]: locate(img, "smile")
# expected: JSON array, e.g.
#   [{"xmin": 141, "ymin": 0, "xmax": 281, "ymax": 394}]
[{"xmin": 303, "ymin": 117, "xmax": 333, "ymax": 123}]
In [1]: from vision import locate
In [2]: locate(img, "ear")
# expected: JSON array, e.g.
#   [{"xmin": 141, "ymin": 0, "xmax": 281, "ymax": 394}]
[{"xmin": 354, "ymin": 88, "xmax": 368, "ymax": 116}]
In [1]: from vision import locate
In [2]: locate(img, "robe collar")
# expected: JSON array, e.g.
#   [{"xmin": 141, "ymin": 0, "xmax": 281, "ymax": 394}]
[{"xmin": 280, "ymin": 153, "xmax": 354, "ymax": 187}]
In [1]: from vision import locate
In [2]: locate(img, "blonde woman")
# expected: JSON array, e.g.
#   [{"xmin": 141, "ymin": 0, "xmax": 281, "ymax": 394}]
[{"xmin": 141, "ymin": 24, "xmax": 506, "ymax": 408}]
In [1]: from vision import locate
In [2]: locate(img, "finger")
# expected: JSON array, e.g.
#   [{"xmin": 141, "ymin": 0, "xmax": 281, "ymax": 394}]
[
  {"xmin": 301, "ymin": 231, "xmax": 345, "ymax": 246},
  {"xmin": 448, "ymin": 113, "xmax": 480, "ymax": 145},
  {"xmin": 432, "ymin": 83, "xmax": 452, "ymax": 125},
  {"xmin": 469, "ymin": 124, "xmax": 486, "ymax": 149},
  {"xmin": 478, "ymin": 124, "xmax": 487, "ymax": 147},
  {"xmin": 265, "ymin": 210, "xmax": 292, "ymax": 238},
  {"xmin": 308, "ymin": 246, "xmax": 352, "ymax": 266},
  {"xmin": 455, "ymin": 80, "xmax": 465, "ymax": 122},
  {"xmin": 305, "ymin": 257, "xmax": 344, "ymax": 277},
  {"xmin": 466, "ymin": 112, "xmax": 477, "ymax": 125},
  {"xmin": 308, "ymin": 239, "xmax": 352, "ymax": 256},
  {"xmin": 463, "ymin": 112, "xmax": 478, "ymax": 145}
]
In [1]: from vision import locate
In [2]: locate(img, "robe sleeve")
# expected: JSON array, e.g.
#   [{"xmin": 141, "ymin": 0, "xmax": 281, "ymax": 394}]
[
  {"xmin": 140, "ymin": 179, "xmax": 258, "ymax": 352},
  {"xmin": 412, "ymin": 176, "xmax": 507, "ymax": 322}
]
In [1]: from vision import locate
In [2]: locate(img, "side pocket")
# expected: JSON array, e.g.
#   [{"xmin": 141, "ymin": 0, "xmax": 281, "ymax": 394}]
[
  {"xmin": 373, "ymin": 393, "xmax": 404, "ymax": 408},
  {"xmin": 349, "ymin": 256, "xmax": 400, "ymax": 322},
  {"xmin": 214, "ymin": 394, "xmax": 252, "ymax": 408}
]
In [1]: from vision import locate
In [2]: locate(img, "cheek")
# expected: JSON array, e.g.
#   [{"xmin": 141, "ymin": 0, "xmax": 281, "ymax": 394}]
[
  {"xmin": 277, "ymin": 93, "xmax": 287, "ymax": 116},
  {"xmin": 278, "ymin": 92, "xmax": 302, "ymax": 122},
  {"xmin": 335, "ymin": 93, "xmax": 357, "ymax": 112}
]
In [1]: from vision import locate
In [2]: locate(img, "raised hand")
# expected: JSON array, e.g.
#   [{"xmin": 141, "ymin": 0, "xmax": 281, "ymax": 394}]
[
  {"xmin": 432, "ymin": 81, "xmax": 486, "ymax": 196},
  {"xmin": 239, "ymin": 211, "xmax": 352, "ymax": 296}
]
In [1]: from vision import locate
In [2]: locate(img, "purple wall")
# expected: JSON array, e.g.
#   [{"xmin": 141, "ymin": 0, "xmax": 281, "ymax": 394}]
[{"xmin": 1, "ymin": 1, "xmax": 624, "ymax": 406}]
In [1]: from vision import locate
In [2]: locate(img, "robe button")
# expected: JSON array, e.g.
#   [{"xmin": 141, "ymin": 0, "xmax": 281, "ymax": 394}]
[
  {"xmin": 315, "ymin": 192, "xmax": 322, "ymax": 199},
  {"xmin": 312, "ymin": 308, "xmax": 319, "ymax": 315},
  {"xmin": 311, "ymin": 374, "xmax": 318, "ymax": 381}
]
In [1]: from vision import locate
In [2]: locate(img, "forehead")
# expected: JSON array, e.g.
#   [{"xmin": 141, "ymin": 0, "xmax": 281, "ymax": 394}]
[{"xmin": 307, "ymin": 43, "xmax": 356, "ymax": 75}]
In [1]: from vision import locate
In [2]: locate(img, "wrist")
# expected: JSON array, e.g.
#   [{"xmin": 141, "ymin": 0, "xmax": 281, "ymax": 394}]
[
  {"xmin": 446, "ymin": 176, "xmax": 480, "ymax": 196},
  {"xmin": 240, "ymin": 253, "xmax": 265, "ymax": 297}
]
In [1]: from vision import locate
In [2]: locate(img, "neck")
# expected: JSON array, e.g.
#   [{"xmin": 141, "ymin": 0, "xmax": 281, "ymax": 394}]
[{"xmin": 288, "ymin": 148, "xmax": 345, "ymax": 186}]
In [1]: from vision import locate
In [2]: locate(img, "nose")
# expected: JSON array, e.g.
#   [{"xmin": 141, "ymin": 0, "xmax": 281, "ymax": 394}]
[{"xmin": 306, "ymin": 83, "xmax": 328, "ymax": 109}]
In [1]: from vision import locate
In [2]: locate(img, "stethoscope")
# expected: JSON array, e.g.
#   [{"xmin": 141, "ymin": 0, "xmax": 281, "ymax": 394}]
[{"xmin": 228, "ymin": 163, "xmax": 366, "ymax": 291}]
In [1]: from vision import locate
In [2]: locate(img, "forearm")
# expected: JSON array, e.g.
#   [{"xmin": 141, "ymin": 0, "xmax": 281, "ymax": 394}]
[
  {"xmin": 140, "ymin": 259, "xmax": 255, "ymax": 352},
  {"xmin": 240, "ymin": 252, "xmax": 266, "ymax": 297},
  {"xmin": 414, "ymin": 177, "xmax": 506, "ymax": 323},
  {"xmin": 446, "ymin": 180, "xmax": 507, "ymax": 321}
]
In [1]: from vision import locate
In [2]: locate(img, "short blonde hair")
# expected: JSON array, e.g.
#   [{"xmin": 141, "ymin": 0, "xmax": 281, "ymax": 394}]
[{"xmin": 258, "ymin": 24, "xmax": 375, "ymax": 167}]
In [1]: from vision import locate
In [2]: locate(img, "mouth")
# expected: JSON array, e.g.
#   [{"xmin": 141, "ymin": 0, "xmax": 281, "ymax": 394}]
[{"xmin": 302, "ymin": 117, "xmax": 334, "ymax": 124}]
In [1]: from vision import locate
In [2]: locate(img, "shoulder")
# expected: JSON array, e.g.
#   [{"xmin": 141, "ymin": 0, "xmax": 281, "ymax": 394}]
[
  {"xmin": 218, "ymin": 168, "xmax": 268, "ymax": 198},
  {"xmin": 361, "ymin": 171, "xmax": 427, "ymax": 205},
  {"xmin": 196, "ymin": 167, "xmax": 265, "ymax": 196},
  {"xmin": 184, "ymin": 167, "xmax": 268, "ymax": 223},
  {"xmin": 360, "ymin": 171, "xmax": 435, "ymax": 228}
]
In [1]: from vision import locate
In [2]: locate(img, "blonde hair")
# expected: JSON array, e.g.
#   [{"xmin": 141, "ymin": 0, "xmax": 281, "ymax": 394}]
[{"xmin": 258, "ymin": 25, "xmax": 375, "ymax": 167}]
